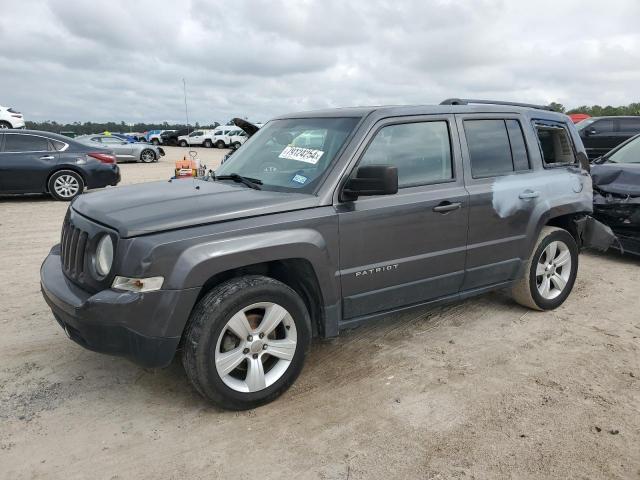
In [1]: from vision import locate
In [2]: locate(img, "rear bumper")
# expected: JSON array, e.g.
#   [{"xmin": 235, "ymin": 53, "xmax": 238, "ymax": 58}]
[
  {"xmin": 85, "ymin": 164, "xmax": 120, "ymax": 189},
  {"xmin": 40, "ymin": 245, "xmax": 199, "ymax": 368}
]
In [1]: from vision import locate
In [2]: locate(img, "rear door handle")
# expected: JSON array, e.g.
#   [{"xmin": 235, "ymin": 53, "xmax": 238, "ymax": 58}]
[
  {"xmin": 39, "ymin": 155, "xmax": 55, "ymax": 160},
  {"xmin": 519, "ymin": 190, "xmax": 540, "ymax": 199},
  {"xmin": 433, "ymin": 201, "xmax": 462, "ymax": 213}
]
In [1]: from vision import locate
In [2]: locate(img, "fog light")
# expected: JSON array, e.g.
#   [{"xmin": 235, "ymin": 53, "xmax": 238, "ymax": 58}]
[{"xmin": 112, "ymin": 276, "xmax": 164, "ymax": 292}]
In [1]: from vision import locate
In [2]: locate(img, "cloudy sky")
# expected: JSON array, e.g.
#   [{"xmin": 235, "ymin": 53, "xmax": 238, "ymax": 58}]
[{"xmin": 1, "ymin": 0, "xmax": 639, "ymax": 125}]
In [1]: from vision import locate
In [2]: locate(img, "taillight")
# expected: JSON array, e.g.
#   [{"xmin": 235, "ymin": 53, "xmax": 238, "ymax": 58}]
[{"xmin": 88, "ymin": 152, "xmax": 116, "ymax": 164}]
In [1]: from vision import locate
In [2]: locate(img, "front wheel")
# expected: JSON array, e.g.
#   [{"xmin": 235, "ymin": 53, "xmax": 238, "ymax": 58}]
[
  {"xmin": 48, "ymin": 170, "xmax": 84, "ymax": 201},
  {"xmin": 0, "ymin": 121, "xmax": 11, "ymax": 129},
  {"xmin": 216, "ymin": 140, "xmax": 225, "ymax": 149},
  {"xmin": 203, "ymin": 139, "xmax": 212, "ymax": 148},
  {"xmin": 511, "ymin": 226, "xmax": 579, "ymax": 311},
  {"xmin": 179, "ymin": 140, "xmax": 188, "ymax": 147},
  {"xmin": 182, "ymin": 276, "xmax": 311, "ymax": 410}
]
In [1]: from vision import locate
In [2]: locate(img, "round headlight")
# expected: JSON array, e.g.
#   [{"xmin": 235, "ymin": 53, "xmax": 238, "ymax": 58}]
[{"xmin": 95, "ymin": 235, "xmax": 114, "ymax": 276}]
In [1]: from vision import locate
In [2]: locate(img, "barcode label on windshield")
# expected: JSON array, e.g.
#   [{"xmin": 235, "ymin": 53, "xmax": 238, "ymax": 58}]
[{"xmin": 278, "ymin": 146, "xmax": 324, "ymax": 164}]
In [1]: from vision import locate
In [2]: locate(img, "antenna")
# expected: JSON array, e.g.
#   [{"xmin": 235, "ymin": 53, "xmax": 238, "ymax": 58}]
[{"xmin": 183, "ymin": 78, "xmax": 191, "ymax": 146}]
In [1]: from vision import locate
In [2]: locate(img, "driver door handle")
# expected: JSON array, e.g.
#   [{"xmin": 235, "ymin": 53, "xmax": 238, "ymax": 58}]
[
  {"xmin": 433, "ymin": 201, "xmax": 462, "ymax": 213},
  {"xmin": 519, "ymin": 189, "xmax": 540, "ymax": 199},
  {"xmin": 39, "ymin": 155, "xmax": 55, "ymax": 160}
]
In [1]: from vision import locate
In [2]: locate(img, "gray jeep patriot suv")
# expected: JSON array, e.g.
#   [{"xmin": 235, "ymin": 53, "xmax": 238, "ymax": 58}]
[{"xmin": 41, "ymin": 99, "xmax": 608, "ymax": 410}]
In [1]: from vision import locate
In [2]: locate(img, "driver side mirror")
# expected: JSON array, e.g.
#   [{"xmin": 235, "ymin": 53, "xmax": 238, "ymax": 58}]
[{"xmin": 342, "ymin": 165, "xmax": 398, "ymax": 200}]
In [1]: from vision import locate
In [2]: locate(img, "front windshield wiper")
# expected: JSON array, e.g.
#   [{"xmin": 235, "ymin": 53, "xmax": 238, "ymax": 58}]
[{"xmin": 214, "ymin": 173, "xmax": 263, "ymax": 190}]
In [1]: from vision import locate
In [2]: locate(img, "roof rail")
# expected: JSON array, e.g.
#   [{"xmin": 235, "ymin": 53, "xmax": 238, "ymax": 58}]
[{"xmin": 440, "ymin": 98, "xmax": 555, "ymax": 111}]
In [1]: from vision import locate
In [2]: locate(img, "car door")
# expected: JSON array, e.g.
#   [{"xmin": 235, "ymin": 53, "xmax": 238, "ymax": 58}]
[
  {"xmin": 617, "ymin": 118, "xmax": 640, "ymax": 147},
  {"xmin": 0, "ymin": 132, "xmax": 58, "ymax": 193},
  {"xmin": 100, "ymin": 136, "xmax": 133, "ymax": 160},
  {"xmin": 455, "ymin": 115, "xmax": 537, "ymax": 290},
  {"xmin": 337, "ymin": 115, "xmax": 469, "ymax": 320},
  {"xmin": 581, "ymin": 118, "xmax": 616, "ymax": 157}
]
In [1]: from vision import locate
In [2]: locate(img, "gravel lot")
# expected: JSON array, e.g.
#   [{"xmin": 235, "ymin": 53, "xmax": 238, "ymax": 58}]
[{"xmin": 1, "ymin": 146, "xmax": 639, "ymax": 479}]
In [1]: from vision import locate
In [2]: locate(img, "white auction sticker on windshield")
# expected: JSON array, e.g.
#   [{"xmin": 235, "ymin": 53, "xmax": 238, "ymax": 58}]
[{"xmin": 278, "ymin": 145, "xmax": 324, "ymax": 164}]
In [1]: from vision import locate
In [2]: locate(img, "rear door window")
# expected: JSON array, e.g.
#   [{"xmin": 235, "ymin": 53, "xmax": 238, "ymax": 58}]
[
  {"xmin": 618, "ymin": 118, "xmax": 640, "ymax": 133},
  {"xmin": 464, "ymin": 120, "xmax": 514, "ymax": 177},
  {"xmin": 3, "ymin": 134, "xmax": 50, "ymax": 152}
]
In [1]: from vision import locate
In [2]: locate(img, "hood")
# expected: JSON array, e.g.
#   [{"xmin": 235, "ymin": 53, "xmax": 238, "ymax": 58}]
[
  {"xmin": 591, "ymin": 163, "xmax": 640, "ymax": 197},
  {"xmin": 72, "ymin": 179, "xmax": 318, "ymax": 237},
  {"xmin": 231, "ymin": 118, "xmax": 260, "ymax": 137}
]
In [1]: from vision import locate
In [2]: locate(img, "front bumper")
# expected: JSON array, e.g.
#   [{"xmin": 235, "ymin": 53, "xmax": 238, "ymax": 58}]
[{"xmin": 40, "ymin": 245, "xmax": 199, "ymax": 368}]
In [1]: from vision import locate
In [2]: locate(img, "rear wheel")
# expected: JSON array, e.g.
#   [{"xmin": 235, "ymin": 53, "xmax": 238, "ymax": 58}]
[
  {"xmin": 140, "ymin": 149, "xmax": 156, "ymax": 163},
  {"xmin": 182, "ymin": 275, "xmax": 311, "ymax": 410},
  {"xmin": 216, "ymin": 140, "xmax": 225, "ymax": 149},
  {"xmin": 511, "ymin": 226, "xmax": 578, "ymax": 310},
  {"xmin": 48, "ymin": 170, "xmax": 84, "ymax": 201},
  {"xmin": 204, "ymin": 139, "xmax": 213, "ymax": 148},
  {"xmin": 233, "ymin": 142, "xmax": 241, "ymax": 149},
  {"xmin": 151, "ymin": 138, "xmax": 160, "ymax": 145},
  {"xmin": 0, "ymin": 121, "xmax": 11, "ymax": 129}
]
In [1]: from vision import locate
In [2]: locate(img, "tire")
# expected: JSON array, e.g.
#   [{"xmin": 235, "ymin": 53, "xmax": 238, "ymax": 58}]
[
  {"xmin": 0, "ymin": 121, "xmax": 11, "ymax": 129},
  {"xmin": 48, "ymin": 170, "xmax": 84, "ymax": 201},
  {"xmin": 140, "ymin": 149, "xmax": 156, "ymax": 163},
  {"xmin": 203, "ymin": 139, "xmax": 212, "ymax": 148},
  {"xmin": 179, "ymin": 140, "xmax": 188, "ymax": 147},
  {"xmin": 511, "ymin": 226, "xmax": 579, "ymax": 311},
  {"xmin": 233, "ymin": 142, "xmax": 241, "ymax": 150},
  {"xmin": 216, "ymin": 140, "xmax": 225, "ymax": 149},
  {"xmin": 151, "ymin": 138, "xmax": 160, "ymax": 146},
  {"xmin": 182, "ymin": 275, "xmax": 311, "ymax": 410}
]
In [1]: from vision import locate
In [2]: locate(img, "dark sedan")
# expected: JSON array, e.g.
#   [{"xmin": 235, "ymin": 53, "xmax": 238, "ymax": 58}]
[{"xmin": 0, "ymin": 130, "xmax": 120, "ymax": 201}]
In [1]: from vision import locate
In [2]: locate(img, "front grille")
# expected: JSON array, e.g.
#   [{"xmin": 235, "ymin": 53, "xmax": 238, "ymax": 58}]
[{"xmin": 60, "ymin": 218, "xmax": 89, "ymax": 282}]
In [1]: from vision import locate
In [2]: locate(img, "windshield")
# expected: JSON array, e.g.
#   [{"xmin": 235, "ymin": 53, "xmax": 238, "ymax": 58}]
[
  {"xmin": 608, "ymin": 136, "xmax": 640, "ymax": 164},
  {"xmin": 215, "ymin": 117, "xmax": 360, "ymax": 192},
  {"xmin": 575, "ymin": 118, "xmax": 596, "ymax": 130}
]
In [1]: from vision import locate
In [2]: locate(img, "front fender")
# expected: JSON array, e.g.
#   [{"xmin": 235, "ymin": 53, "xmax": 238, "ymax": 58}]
[{"xmin": 164, "ymin": 228, "xmax": 339, "ymax": 305}]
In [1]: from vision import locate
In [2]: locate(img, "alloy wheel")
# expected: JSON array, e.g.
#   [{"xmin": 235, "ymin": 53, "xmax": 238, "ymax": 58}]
[
  {"xmin": 214, "ymin": 302, "xmax": 298, "ymax": 393},
  {"xmin": 536, "ymin": 240, "xmax": 572, "ymax": 300},
  {"xmin": 53, "ymin": 174, "xmax": 80, "ymax": 199}
]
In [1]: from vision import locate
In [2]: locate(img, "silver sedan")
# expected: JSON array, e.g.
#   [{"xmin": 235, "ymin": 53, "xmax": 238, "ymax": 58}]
[{"xmin": 75, "ymin": 135, "xmax": 165, "ymax": 163}]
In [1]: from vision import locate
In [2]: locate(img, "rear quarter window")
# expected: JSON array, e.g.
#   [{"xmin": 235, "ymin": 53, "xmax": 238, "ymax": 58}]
[{"xmin": 534, "ymin": 122, "xmax": 576, "ymax": 166}]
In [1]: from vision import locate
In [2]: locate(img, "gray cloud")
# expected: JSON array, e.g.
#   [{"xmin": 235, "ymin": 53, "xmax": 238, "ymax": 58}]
[{"xmin": 1, "ymin": 0, "xmax": 639, "ymax": 124}]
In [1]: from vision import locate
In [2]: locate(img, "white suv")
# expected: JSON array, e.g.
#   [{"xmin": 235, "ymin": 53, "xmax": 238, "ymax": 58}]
[
  {"xmin": 211, "ymin": 127, "xmax": 243, "ymax": 148},
  {"xmin": 177, "ymin": 130, "xmax": 214, "ymax": 147},
  {"xmin": 0, "ymin": 105, "xmax": 25, "ymax": 129}
]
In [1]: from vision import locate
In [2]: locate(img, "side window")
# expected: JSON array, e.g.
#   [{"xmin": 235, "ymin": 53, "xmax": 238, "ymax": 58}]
[
  {"xmin": 535, "ymin": 124, "xmax": 576, "ymax": 166},
  {"xmin": 618, "ymin": 118, "xmax": 640, "ymax": 132},
  {"xmin": 50, "ymin": 139, "xmax": 67, "ymax": 151},
  {"xmin": 505, "ymin": 120, "xmax": 530, "ymax": 171},
  {"xmin": 464, "ymin": 120, "xmax": 514, "ymax": 178},
  {"xmin": 591, "ymin": 119, "xmax": 614, "ymax": 133},
  {"xmin": 358, "ymin": 121, "xmax": 453, "ymax": 188},
  {"xmin": 3, "ymin": 134, "xmax": 50, "ymax": 152}
]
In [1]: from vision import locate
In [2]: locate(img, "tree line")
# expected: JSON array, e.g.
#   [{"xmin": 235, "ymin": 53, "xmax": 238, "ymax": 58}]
[
  {"xmin": 23, "ymin": 102, "xmax": 640, "ymax": 134},
  {"xmin": 548, "ymin": 102, "xmax": 640, "ymax": 116},
  {"xmin": 23, "ymin": 120, "xmax": 220, "ymax": 135}
]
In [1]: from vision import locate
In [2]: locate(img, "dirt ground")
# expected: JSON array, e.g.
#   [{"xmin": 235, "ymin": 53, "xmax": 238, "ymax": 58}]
[{"xmin": 1, "ymin": 146, "xmax": 639, "ymax": 479}]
